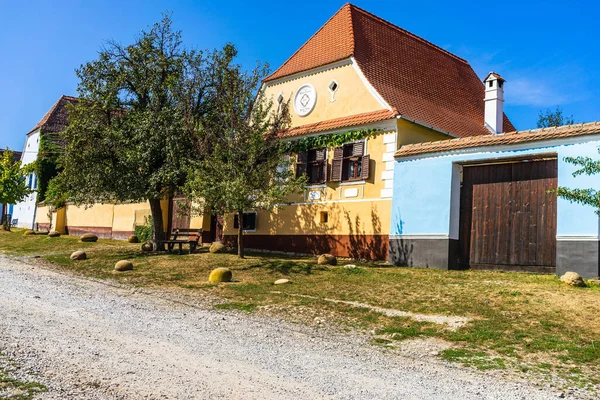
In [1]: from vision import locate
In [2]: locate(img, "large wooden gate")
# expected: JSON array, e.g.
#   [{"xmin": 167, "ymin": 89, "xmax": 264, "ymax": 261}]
[
  {"xmin": 169, "ymin": 196, "xmax": 191, "ymax": 231},
  {"xmin": 458, "ymin": 158, "xmax": 558, "ymax": 270}
]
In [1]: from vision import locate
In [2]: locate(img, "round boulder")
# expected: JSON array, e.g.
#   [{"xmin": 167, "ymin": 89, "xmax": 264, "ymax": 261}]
[
  {"xmin": 317, "ymin": 254, "xmax": 337, "ymax": 266},
  {"xmin": 23, "ymin": 230, "xmax": 35, "ymax": 236},
  {"xmin": 209, "ymin": 242, "xmax": 226, "ymax": 254},
  {"xmin": 209, "ymin": 267, "xmax": 232, "ymax": 283},
  {"xmin": 587, "ymin": 278, "xmax": 600, "ymax": 287},
  {"xmin": 141, "ymin": 241, "xmax": 154, "ymax": 252},
  {"xmin": 70, "ymin": 250, "xmax": 87, "ymax": 261},
  {"xmin": 274, "ymin": 279, "xmax": 290, "ymax": 285},
  {"xmin": 80, "ymin": 233, "xmax": 98, "ymax": 243},
  {"xmin": 114, "ymin": 260, "xmax": 134, "ymax": 272},
  {"xmin": 128, "ymin": 235, "xmax": 140, "ymax": 243},
  {"xmin": 48, "ymin": 231, "xmax": 61, "ymax": 238},
  {"xmin": 560, "ymin": 271, "xmax": 586, "ymax": 287}
]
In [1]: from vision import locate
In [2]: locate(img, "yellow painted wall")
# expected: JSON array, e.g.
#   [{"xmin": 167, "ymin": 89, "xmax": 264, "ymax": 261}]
[
  {"xmin": 65, "ymin": 203, "xmax": 114, "ymax": 228},
  {"xmin": 263, "ymin": 63, "xmax": 383, "ymax": 128},
  {"xmin": 113, "ymin": 203, "xmax": 150, "ymax": 232},
  {"xmin": 35, "ymin": 205, "xmax": 51, "ymax": 226},
  {"xmin": 396, "ymin": 118, "xmax": 450, "ymax": 147}
]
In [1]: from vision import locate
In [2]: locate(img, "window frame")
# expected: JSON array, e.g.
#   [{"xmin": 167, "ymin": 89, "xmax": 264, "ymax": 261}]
[
  {"xmin": 296, "ymin": 147, "xmax": 328, "ymax": 186},
  {"xmin": 233, "ymin": 211, "xmax": 258, "ymax": 233}
]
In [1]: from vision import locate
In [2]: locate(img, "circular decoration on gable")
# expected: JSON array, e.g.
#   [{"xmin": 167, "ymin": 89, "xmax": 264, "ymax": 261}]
[{"xmin": 294, "ymin": 84, "xmax": 317, "ymax": 117}]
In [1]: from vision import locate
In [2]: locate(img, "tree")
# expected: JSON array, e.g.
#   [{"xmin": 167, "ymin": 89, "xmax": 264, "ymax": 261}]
[
  {"xmin": 185, "ymin": 45, "xmax": 306, "ymax": 258},
  {"xmin": 554, "ymin": 149, "xmax": 600, "ymax": 213},
  {"xmin": 537, "ymin": 106, "xmax": 575, "ymax": 128},
  {"xmin": 0, "ymin": 150, "xmax": 33, "ymax": 230},
  {"xmin": 50, "ymin": 15, "xmax": 217, "ymax": 248}
]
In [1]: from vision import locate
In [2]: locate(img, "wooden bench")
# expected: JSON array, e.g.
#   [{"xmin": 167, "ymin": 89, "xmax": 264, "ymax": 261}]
[{"xmin": 162, "ymin": 228, "xmax": 203, "ymax": 255}]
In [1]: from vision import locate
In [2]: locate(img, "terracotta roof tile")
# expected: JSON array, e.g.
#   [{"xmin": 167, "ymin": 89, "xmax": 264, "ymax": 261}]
[
  {"xmin": 395, "ymin": 122, "xmax": 600, "ymax": 158},
  {"xmin": 28, "ymin": 95, "xmax": 78, "ymax": 135},
  {"xmin": 265, "ymin": 4, "xmax": 515, "ymax": 139},
  {"xmin": 281, "ymin": 109, "xmax": 396, "ymax": 138}
]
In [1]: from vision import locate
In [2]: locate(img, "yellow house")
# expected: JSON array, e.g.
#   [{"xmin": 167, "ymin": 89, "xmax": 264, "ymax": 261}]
[{"xmin": 219, "ymin": 3, "xmax": 514, "ymax": 259}]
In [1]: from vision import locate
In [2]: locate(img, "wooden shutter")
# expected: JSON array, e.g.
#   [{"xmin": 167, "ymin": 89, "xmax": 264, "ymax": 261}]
[
  {"xmin": 352, "ymin": 141, "xmax": 365, "ymax": 156},
  {"xmin": 296, "ymin": 151, "xmax": 307, "ymax": 178},
  {"xmin": 316, "ymin": 148, "xmax": 327, "ymax": 182},
  {"xmin": 330, "ymin": 147, "xmax": 343, "ymax": 182},
  {"xmin": 360, "ymin": 154, "xmax": 370, "ymax": 180},
  {"xmin": 315, "ymin": 149, "xmax": 326, "ymax": 161}
]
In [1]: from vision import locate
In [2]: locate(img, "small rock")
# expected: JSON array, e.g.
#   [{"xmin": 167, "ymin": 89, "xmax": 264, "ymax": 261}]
[
  {"xmin": 274, "ymin": 279, "xmax": 290, "ymax": 285},
  {"xmin": 209, "ymin": 242, "xmax": 226, "ymax": 254},
  {"xmin": 23, "ymin": 230, "xmax": 35, "ymax": 236},
  {"xmin": 430, "ymin": 351, "xmax": 439, "ymax": 356},
  {"xmin": 114, "ymin": 260, "xmax": 134, "ymax": 272},
  {"xmin": 317, "ymin": 254, "xmax": 337, "ymax": 266},
  {"xmin": 587, "ymin": 278, "xmax": 600, "ymax": 286},
  {"xmin": 70, "ymin": 251, "xmax": 87, "ymax": 261},
  {"xmin": 141, "ymin": 241, "xmax": 153, "ymax": 252},
  {"xmin": 560, "ymin": 271, "xmax": 586, "ymax": 287},
  {"xmin": 208, "ymin": 267, "xmax": 232, "ymax": 283},
  {"xmin": 344, "ymin": 264, "xmax": 357, "ymax": 269},
  {"xmin": 80, "ymin": 233, "xmax": 98, "ymax": 242},
  {"xmin": 48, "ymin": 231, "xmax": 61, "ymax": 238},
  {"xmin": 128, "ymin": 235, "xmax": 140, "ymax": 243}
]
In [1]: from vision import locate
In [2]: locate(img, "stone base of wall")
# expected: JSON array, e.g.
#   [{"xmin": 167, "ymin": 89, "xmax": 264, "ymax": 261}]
[
  {"xmin": 557, "ymin": 240, "xmax": 600, "ymax": 278},
  {"xmin": 36, "ymin": 223, "xmax": 50, "ymax": 232},
  {"xmin": 66, "ymin": 226, "xmax": 113, "ymax": 239},
  {"xmin": 388, "ymin": 237, "xmax": 459, "ymax": 270},
  {"xmin": 223, "ymin": 234, "xmax": 389, "ymax": 260}
]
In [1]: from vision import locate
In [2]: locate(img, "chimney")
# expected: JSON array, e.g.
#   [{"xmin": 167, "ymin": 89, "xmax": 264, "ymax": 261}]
[{"xmin": 483, "ymin": 72, "xmax": 505, "ymax": 134}]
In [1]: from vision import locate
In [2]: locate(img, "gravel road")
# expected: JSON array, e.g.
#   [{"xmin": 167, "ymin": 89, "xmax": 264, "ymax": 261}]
[{"xmin": 0, "ymin": 255, "xmax": 569, "ymax": 399}]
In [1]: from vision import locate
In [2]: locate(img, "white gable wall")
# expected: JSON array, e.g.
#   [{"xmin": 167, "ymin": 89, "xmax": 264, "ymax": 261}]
[{"xmin": 12, "ymin": 129, "xmax": 41, "ymax": 229}]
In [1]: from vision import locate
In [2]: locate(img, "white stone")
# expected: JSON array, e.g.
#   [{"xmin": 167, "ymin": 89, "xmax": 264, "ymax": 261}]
[
  {"xmin": 381, "ymin": 170, "xmax": 394, "ymax": 180},
  {"xmin": 274, "ymin": 279, "xmax": 290, "ymax": 285},
  {"xmin": 385, "ymin": 161, "xmax": 394, "ymax": 171},
  {"xmin": 381, "ymin": 188, "xmax": 393, "ymax": 198},
  {"xmin": 383, "ymin": 133, "xmax": 397, "ymax": 144},
  {"xmin": 344, "ymin": 264, "xmax": 357, "ymax": 269},
  {"xmin": 385, "ymin": 143, "xmax": 396, "ymax": 153},
  {"xmin": 308, "ymin": 190, "xmax": 321, "ymax": 200},
  {"xmin": 344, "ymin": 188, "xmax": 359, "ymax": 198},
  {"xmin": 294, "ymin": 84, "xmax": 317, "ymax": 117},
  {"xmin": 382, "ymin": 152, "xmax": 395, "ymax": 162},
  {"xmin": 384, "ymin": 179, "xmax": 393, "ymax": 189}
]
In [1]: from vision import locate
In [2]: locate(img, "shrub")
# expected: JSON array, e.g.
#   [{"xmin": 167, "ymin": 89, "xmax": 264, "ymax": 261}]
[{"xmin": 134, "ymin": 216, "xmax": 153, "ymax": 243}]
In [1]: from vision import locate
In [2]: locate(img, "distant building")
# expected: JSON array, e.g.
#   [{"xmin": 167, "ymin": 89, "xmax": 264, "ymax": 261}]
[{"xmin": 12, "ymin": 95, "xmax": 77, "ymax": 229}]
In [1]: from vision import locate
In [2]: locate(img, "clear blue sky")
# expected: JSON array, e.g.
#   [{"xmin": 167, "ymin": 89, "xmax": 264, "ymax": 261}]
[{"xmin": 1, "ymin": 0, "xmax": 599, "ymax": 151}]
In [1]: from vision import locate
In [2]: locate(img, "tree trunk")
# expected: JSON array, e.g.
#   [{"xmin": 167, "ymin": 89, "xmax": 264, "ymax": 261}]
[
  {"xmin": 2, "ymin": 204, "xmax": 9, "ymax": 231},
  {"xmin": 237, "ymin": 210, "xmax": 244, "ymax": 259},
  {"xmin": 149, "ymin": 198, "xmax": 165, "ymax": 251}
]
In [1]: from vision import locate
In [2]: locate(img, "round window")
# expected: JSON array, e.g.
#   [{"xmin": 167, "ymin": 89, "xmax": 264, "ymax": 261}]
[{"xmin": 293, "ymin": 84, "xmax": 317, "ymax": 117}]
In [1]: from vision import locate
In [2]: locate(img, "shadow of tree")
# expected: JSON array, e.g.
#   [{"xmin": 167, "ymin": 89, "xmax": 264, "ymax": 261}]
[{"xmin": 241, "ymin": 260, "xmax": 325, "ymax": 275}]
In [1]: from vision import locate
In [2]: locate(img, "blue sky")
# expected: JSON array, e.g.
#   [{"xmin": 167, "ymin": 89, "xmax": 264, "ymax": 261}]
[{"xmin": 1, "ymin": 0, "xmax": 599, "ymax": 151}]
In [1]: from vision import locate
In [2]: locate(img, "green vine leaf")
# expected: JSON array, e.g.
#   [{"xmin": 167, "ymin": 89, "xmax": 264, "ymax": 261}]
[{"xmin": 284, "ymin": 128, "xmax": 382, "ymax": 153}]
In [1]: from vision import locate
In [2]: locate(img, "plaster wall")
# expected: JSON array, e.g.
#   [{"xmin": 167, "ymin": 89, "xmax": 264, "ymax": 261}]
[{"xmin": 12, "ymin": 129, "xmax": 41, "ymax": 229}]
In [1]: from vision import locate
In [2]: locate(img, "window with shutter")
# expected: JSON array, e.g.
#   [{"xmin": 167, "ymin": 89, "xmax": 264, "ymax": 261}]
[
  {"xmin": 339, "ymin": 141, "xmax": 370, "ymax": 182},
  {"xmin": 298, "ymin": 148, "xmax": 327, "ymax": 184}
]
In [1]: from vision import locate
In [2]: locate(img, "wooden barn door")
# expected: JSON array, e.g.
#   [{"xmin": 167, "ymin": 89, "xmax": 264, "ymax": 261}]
[
  {"xmin": 169, "ymin": 196, "xmax": 191, "ymax": 231},
  {"xmin": 458, "ymin": 159, "xmax": 557, "ymax": 270}
]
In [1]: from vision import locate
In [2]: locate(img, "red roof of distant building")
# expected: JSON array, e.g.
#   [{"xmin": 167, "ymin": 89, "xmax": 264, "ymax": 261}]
[
  {"xmin": 265, "ymin": 4, "xmax": 515, "ymax": 138},
  {"xmin": 28, "ymin": 95, "xmax": 78, "ymax": 135}
]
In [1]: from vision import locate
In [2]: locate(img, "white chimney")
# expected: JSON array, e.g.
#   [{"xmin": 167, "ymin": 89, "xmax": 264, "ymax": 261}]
[{"xmin": 484, "ymin": 72, "xmax": 505, "ymax": 134}]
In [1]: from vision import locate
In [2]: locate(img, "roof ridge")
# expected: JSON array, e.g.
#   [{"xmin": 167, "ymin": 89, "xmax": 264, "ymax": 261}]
[
  {"xmin": 264, "ymin": 4, "xmax": 355, "ymax": 81},
  {"xmin": 348, "ymin": 3, "xmax": 468, "ymax": 65}
]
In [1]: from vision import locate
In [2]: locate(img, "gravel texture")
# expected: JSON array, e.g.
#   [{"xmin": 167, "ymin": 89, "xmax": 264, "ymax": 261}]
[{"xmin": 0, "ymin": 255, "xmax": 570, "ymax": 399}]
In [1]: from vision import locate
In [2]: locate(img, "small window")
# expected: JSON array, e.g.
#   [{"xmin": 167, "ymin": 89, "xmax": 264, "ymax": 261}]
[
  {"xmin": 296, "ymin": 148, "xmax": 327, "ymax": 185},
  {"xmin": 320, "ymin": 211, "xmax": 328, "ymax": 223},
  {"xmin": 488, "ymin": 81, "xmax": 494, "ymax": 88},
  {"xmin": 328, "ymin": 80, "xmax": 339, "ymax": 102},
  {"xmin": 233, "ymin": 212, "xmax": 257, "ymax": 232},
  {"xmin": 32, "ymin": 174, "xmax": 38, "ymax": 190}
]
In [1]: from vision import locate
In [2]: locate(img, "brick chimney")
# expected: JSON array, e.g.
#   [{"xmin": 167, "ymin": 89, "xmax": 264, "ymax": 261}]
[{"xmin": 484, "ymin": 72, "xmax": 505, "ymax": 134}]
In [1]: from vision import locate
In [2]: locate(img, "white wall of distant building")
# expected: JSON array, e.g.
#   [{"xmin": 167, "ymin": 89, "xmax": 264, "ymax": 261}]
[{"xmin": 12, "ymin": 129, "xmax": 40, "ymax": 229}]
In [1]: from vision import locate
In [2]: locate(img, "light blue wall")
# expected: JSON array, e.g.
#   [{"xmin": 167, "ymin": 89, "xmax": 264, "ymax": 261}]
[{"xmin": 391, "ymin": 137, "xmax": 600, "ymax": 238}]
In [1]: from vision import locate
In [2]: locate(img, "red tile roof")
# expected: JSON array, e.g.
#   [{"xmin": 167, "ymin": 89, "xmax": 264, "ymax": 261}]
[
  {"xmin": 265, "ymin": 4, "xmax": 515, "ymax": 138},
  {"xmin": 28, "ymin": 95, "xmax": 78, "ymax": 135},
  {"xmin": 395, "ymin": 122, "xmax": 600, "ymax": 158},
  {"xmin": 281, "ymin": 109, "xmax": 396, "ymax": 138}
]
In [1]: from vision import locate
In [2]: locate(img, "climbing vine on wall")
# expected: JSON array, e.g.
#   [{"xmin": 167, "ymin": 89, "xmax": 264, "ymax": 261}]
[
  {"xmin": 283, "ymin": 128, "xmax": 382, "ymax": 153},
  {"xmin": 34, "ymin": 131, "xmax": 62, "ymax": 204}
]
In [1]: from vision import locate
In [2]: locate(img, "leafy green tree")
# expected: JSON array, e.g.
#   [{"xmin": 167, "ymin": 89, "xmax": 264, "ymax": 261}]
[
  {"xmin": 555, "ymin": 149, "xmax": 600, "ymax": 213},
  {"xmin": 537, "ymin": 106, "xmax": 575, "ymax": 128},
  {"xmin": 0, "ymin": 150, "xmax": 33, "ymax": 230},
  {"xmin": 50, "ymin": 15, "xmax": 218, "ymax": 248},
  {"xmin": 185, "ymin": 45, "xmax": 306, "ymax": 258}
]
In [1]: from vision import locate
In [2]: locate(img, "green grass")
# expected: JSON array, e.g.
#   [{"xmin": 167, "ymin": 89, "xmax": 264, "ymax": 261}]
[
  {"xmin": 2, "ymin": 229, "xmax": 600, "ymax": 388},
  {"xmin": 0, "ymin": 357, "xmax": 47, "ymax": 400}
]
